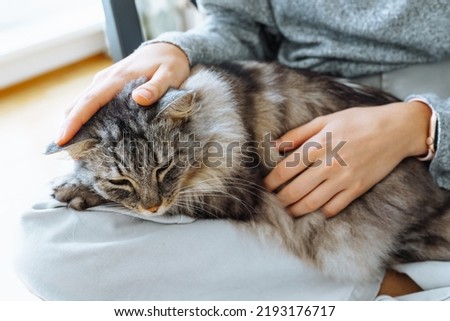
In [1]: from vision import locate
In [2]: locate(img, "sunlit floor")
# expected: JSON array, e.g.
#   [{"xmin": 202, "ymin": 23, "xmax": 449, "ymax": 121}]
[{"xmin": 0, "ymin": 54, "xmax": 113, "ymax": 300}]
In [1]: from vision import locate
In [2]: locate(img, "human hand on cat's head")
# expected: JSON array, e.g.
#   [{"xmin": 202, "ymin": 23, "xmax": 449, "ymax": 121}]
[
  {"xmin": 55, "ymin": 43, "xmax": 190, "ymax": 146},
  {"xmin": 263, "ymin": 101, "xmax": 431, "ymax": 218}
]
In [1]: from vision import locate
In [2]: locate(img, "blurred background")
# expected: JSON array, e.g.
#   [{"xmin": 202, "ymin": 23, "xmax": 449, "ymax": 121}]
[{"xmin": 0, "ymin": 0, "xmax": 201, "ymax": 300}]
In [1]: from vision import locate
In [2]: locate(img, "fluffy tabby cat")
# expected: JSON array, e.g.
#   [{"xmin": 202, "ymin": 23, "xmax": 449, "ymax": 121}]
[{"xmin": 46, "ymin": 61, "xmax": 450, "ymax": 281}]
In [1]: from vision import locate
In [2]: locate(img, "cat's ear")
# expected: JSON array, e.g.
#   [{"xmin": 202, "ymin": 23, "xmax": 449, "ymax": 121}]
[
  {"xmin": 44, "ymin": 131, "xmax": 98, "ymax": 158},
  {"xmin": 158, "ymin": 88, "xmax": 196, "ymax": 121}
]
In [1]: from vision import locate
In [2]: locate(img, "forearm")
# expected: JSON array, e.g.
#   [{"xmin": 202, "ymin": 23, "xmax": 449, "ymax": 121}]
[{"xmin": 143, "ymin": 0, "xmax": 274, "ymax": 65}]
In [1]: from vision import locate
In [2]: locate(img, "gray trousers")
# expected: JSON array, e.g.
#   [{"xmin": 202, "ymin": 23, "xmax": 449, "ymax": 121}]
[{"xmin": 14, "ymin": 60, "xmax": 450, "ymax": 301}]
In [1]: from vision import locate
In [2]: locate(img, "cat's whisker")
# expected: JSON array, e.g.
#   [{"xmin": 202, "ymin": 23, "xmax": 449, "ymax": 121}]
[
  {"xmin": 176, "ymin": 191, "xmax": 252, "ymax": 217},
  {"xmin": 177, "ymin": 189, "xmax": 264, "ymax": 214},
  {"xmin": 171, "ymin": 201, "xmax": 227, "ymax": 219},
  {"xmin": 178, "ymin": 179, "xmax": 268, "ymax": 197},
  {"xmin": 178, "ymin": 189, "xmax": 259, "ymax": 208},
  {"xmin": 179, "ymin": 184, "xmax": 268, "ymax": 202},
  {"xmin": 179, "ymin": 178, "xmax": 262, "ymax": 191},
  {"xmin": 179, "ymin": 177, "xmax": 266, "ymax": 190},
  {"xmin": 176, "ymin": 190, "xmax": 256, "ymax": 217}
]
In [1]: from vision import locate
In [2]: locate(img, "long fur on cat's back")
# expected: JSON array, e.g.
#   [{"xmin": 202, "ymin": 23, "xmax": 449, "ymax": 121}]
[{"xmin": 46, "ymin": 61, "xmax": 450, "ymax": 281}]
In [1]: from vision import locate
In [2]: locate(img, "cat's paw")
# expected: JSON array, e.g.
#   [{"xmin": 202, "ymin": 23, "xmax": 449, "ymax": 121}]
[{"xmin": 51, "ymin": 176, "xmax": 106, "ymax": 210}]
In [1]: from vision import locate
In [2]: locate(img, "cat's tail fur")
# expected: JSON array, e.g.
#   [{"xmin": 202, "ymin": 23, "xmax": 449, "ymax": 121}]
[
  {"xmin": 248, "ymin": 193, "xmax": 389, "ymax": 281},
  {"xmin": 250, "ymin": 192, "xmax": 450, "ymax": 282},
  {"xmin": 389, "ymin": 205, "xmax": 450, "ymax": 265}
]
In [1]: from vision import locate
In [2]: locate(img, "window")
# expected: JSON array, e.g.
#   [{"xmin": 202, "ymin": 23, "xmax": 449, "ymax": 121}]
[{"xmin": 0, "ymin": 0, "xmax": 105, "ymax": 89}]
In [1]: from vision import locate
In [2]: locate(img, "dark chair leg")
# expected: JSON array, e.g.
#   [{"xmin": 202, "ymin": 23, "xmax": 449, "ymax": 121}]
[{"xmin": 102, "ymin": 0, "xmax": 144, "ymax": 62}]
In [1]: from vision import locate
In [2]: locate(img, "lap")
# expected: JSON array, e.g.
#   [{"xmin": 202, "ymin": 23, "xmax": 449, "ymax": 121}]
[{"xmin": 15, "ymin": 199, "xmax": 381, "ymax": 300}]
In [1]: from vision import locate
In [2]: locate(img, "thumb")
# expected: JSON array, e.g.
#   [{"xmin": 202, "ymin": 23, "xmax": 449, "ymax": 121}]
[
  {"xmin": 132, "ymin": 67, "xmax": 172, "ymax": 106},
  {"xmin": 277, "ymin": 117, "xmax": 325, "ymax": 151}
]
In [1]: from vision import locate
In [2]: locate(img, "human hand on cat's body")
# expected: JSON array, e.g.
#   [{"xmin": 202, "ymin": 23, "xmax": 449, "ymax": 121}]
[
  {"xmin": 55, "ymin": 43, "xmax": 190, "ymax": 146},
  {"xmin": 264, "ymin": 101, "xmax": 432, "ymax": 218}
]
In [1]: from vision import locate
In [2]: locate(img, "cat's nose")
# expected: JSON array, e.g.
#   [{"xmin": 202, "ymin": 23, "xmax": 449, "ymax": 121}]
[{"xmin": 148, "ymin": 205, "xmax": 160, "ymax": 213}]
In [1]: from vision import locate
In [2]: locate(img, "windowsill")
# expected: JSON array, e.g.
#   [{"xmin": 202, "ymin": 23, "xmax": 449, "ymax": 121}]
[
  {"xmin": 0, "ymin": 23, "xmax": 106, "ymax": 90},
  {"xmin": 0, "ymin": 1, "xmax": 107, "ymax": 89}
]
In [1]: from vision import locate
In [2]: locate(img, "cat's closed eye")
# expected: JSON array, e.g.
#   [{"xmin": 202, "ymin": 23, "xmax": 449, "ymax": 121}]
[{"xmin": 107, "ymin": 179, "xmax": 134, "ymax": 191}]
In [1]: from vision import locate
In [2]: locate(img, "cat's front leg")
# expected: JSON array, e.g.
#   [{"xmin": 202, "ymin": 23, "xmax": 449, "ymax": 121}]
[{"xmin": 51, "ymin": 174, "xmax": 107, "ymax": 210}]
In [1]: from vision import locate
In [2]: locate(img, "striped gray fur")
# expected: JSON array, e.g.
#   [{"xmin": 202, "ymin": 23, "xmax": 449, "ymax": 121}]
[{"xmin": 46, "ymin": 61, "xmax": 450, "ymax": 281}]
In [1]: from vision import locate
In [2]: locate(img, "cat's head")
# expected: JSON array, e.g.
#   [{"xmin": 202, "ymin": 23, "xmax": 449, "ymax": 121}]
[{"xmin": 46, "ymin": 79, "xmax": 207, "ymax": 216}]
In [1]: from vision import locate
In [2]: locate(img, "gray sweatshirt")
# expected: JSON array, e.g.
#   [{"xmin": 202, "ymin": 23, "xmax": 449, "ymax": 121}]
[{"xmin": 150, "ymin": 0, "xmax": 450, "ymax": 188}]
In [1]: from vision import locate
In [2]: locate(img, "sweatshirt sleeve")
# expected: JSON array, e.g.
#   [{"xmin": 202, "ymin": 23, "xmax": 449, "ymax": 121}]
[
  {"xmin": 142, "ymin": 0, "xmax": 278, "ymax": 65},
  {"xmin": 407, "ymin": 94, "xmax": 450, "ymax": 190}
]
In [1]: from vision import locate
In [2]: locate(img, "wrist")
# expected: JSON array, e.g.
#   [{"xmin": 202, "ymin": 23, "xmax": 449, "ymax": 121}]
[
  {"xmin": 407, "ymin": 98, "xmax": 437, "ymax": 161},
  {"xmin": 142, "ymin": 41, "xmax": 191, "ymax": 66},
  {"xmin": 399, "ymin": 100, "xmax": 433, "ymax": 158},
  {"xmin": 133, "ymin": 42, "xmax": 190, "ymax": 77}
]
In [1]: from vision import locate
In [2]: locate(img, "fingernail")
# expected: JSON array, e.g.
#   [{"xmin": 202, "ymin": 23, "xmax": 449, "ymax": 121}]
[
  {"xmin": 54, "ymin": 125, "xmax": 67, "ymax": 146},
  {"xmin": 133, "ymin": 88, "xmax": 153, "ymax": 105},
  {"xmin": 54, "ymin": 132, "xmax": 64, "ymax": 146},
  {"xmin": 275, "ymin": 139, "xmax": 281, "ymax": 149}
]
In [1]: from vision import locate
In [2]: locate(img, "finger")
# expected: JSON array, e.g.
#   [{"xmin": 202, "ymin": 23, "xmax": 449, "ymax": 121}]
[
  {"xmin": 322, "ymin": 179, "xmax": 373, "ymax": 217},
  {"xmin": 63, "ymin": 64, "xmax": 124, "ymax": 118},
  {"xmin": 63, "ymin": 84, "xmax": 98, "ymax": 118},
  {"xmin": 264, "ymin": 136, "xmax": 323, "ymax": 191},
  {"xmin": 276, "ymin": 116, "xmax": 325, "ymax": 152},
  {"xmin": 56, "ymin": 81, "xmax": 119, "ymax": 145},
  {"xmin": 321, "ymin": 187, "xmax": 365, "ymax": 218},
  {"xmin": 132, "ymin": 67, "xmax": 176, "ymax": 106},
  {"xmin": 287, "ymin": 180, "xmax": 343, "ymax": 217},
  {"xmin": 276, "ymin": 166, "xmax": 326, "ymax": 207}
]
